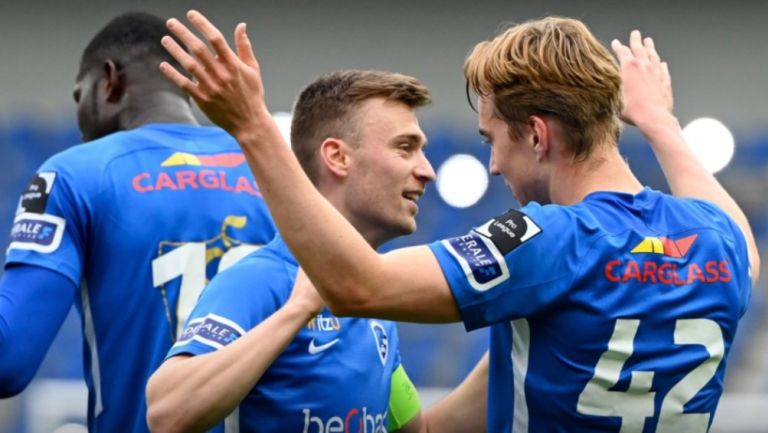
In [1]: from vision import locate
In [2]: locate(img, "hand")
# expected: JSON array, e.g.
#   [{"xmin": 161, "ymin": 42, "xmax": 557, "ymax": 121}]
[
  {"xmin": 288, "ymin": 268, "xmax": 325, "ymax": 317},
  {"xmin": 612, "ymin": 30, "xmax": 674, "ymax": 128},
  {"xmin": 160, "ymin": 10, "xmax": 275, "ymax": 143}
]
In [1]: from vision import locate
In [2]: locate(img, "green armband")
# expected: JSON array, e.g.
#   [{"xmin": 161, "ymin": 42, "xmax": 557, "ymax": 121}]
[{"xmin": 388, "ymin": 364, "xmax": 422, "ymax": 432}]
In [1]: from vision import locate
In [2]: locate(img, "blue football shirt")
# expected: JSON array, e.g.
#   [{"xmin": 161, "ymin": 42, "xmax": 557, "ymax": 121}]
[
  {"xmin": 430, "ymin": 188, "xmax": 751, "ymax": 433},
  {"xmin": 168, "ymin": 234, "xmax": 401, "ymax": 433},
  {"xmin": 5, "ymin": 123, "xmax": 277, "ymax": 433}
]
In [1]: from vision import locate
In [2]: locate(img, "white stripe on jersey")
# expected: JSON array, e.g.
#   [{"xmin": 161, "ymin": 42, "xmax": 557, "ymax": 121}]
[
  {"xmin": 81, "ymin": 281, "xmax": 104, "ymax": 419},
  {"xmin": 512, "ymin": 319, "xmax": 531, "ymax": 433}
]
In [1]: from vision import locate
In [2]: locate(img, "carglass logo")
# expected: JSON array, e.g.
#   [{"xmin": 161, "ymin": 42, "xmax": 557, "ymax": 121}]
[{"xmin": 302, "ymin": 407, "xmax": 387, "ymax": 433}]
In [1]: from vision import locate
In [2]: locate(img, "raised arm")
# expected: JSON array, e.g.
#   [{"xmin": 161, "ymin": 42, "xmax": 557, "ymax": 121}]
[
  {"xmin": 159, "ymin": 10, "xmax": 460, "ymax": 323},
  {"xmin": 614, "ymin": 30, "xmax": 760, "ymax": 285}
]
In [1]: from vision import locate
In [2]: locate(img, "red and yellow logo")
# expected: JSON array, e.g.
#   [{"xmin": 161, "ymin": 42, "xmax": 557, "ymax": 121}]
[
  {"xmin": 605, "ymin": 234, "xmax": 731, "ymax": 286},
  {"xmin": 132, "ymin": 152, "xmax": 262, "ymax": 197},
  {"xmin": 629, "ymin": 234, "xmax": 697, "ymax": 258}
]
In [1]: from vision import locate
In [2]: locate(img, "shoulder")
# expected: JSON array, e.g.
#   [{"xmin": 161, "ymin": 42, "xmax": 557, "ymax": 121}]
[{"xmin": 206, "ymin": 237, "xmax": 297, "ymax": 300}]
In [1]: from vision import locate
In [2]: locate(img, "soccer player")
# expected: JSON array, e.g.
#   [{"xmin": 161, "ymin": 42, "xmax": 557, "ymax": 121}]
[
  {"xmin": 145, "ymin": 70, "xmax": 486, "ymax": 433},
  {"xmin": 161, "ymin": 11, "xmax": 758, "ymax": 432},
  {"xmin": 0, "ymin": 12, "xmax": 276, "ymax": 433}
]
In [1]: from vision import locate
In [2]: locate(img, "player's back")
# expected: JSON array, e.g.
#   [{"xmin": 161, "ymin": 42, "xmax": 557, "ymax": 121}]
[
  {"xmin": 435, "ymin": 188, "xmax": 750, "ymax": 433},
  {"xmin": 6, "ymin": 123, "xmax": 276, "ymax": 433},
  {"xmin": 500, "ymin": 189, "xmax": 749, "ymax": 432}
]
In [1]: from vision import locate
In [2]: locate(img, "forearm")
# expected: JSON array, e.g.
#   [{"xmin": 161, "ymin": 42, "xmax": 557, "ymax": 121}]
[
  {"xmin": 422, "ymin": 352, "xmax": 488, "ymax": 433},
  {"xmin": 638, "ymin": 113, "xmax": 760, "ymax": 282},
  {"xmin": 146, "ymin": 301, "xmax": 314, "ymax": 433}
]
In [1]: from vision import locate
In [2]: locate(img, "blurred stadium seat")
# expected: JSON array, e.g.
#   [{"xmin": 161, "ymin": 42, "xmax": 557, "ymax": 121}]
[{"xmin": 1, "ymin": 120, "xmax": 766, "ymax": 432}]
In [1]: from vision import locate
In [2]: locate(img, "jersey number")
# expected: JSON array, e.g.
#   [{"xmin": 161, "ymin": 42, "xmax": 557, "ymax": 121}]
[
  {"xmin": 576, "ymin": 318, "xmax": 724, "ymax": 433},
  {"xmin": 151, "ymin": 243, "xmax": 262, "ymax": 339}
]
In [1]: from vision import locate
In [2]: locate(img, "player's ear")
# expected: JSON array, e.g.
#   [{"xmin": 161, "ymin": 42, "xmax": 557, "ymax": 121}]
[
  {"xmin": 319, "ymin": 138, "xmax": 351, "ymax": 178},
  {"xmin": 102, "ymin": 60, "xmax": 126, "ymax": 103},
  {"xmin": 528, "ymin": 115, "xmax": 549, "ymax": 162}
]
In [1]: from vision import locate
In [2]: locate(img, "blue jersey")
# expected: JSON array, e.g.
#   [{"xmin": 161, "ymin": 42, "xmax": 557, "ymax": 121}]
[
  {"xmin": 430, "ymin": 188, "xmax": 751, "ymax": 433},
  {"xmin": 4, "ymin": 124, "xmax": 276, "ymax": 433},
  {"xmin": 169, "ymin": 235, "xmax": 400, "ymax": 433}
]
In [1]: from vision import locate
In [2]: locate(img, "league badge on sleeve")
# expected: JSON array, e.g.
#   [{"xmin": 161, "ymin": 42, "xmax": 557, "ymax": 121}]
[
  {"xmin": 8, "ymin": 172, "xmax": 65, "ymax": 254},
  {"xmin": 475, "ymin": 209, "xmax": 542, "ymax": 255},
  {"xmin": 16, "ymin": 172, "xmax": 57, "ymax": 215},
  {"xmin": 443, "ymin": 209, "xmax": 542, "ymax": 292}
]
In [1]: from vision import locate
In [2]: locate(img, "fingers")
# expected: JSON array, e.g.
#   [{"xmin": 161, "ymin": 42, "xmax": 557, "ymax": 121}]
[
  {"xmin": 235, "ymin": 23, "xmax": 260, "ymax": 70},
  {"xmin": 611, "ymin": 39, "xmax": 633, "ymax": 64},
  {"xmin": 158, "ymin": 61, "xmax": 200, "ymax": 98},
  {"xmin": 645, "ymin": 36, "xmax": 661, "ymax": 70},
  {"xmin": 186, "ymin": 10, "xmax": 238, "ymax": 64},
  {"xmin": 629, "ymin": 29, "xmax": 648, "ymax": 61},
  {"xmin": 661, "ymin": 61, "xmax": 671, "ymax": 86},
  {"xmin": 160, "ymin": 34, "xmax": 210, "ymax": 95}
]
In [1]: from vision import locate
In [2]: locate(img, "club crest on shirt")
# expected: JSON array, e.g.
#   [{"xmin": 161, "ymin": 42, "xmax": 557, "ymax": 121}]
[
  {"xmin": 16, "ymin": 172, "xmax": 57, "ymax": 215},
  {"xmin": 369, "ymin": 320, "xmax": 389, "ymax": 366}
]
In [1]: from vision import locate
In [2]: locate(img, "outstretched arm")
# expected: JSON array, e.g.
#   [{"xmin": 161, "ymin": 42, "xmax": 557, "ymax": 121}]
[
  {"xmin": 146, "ymin": 269, "xmax": 323, "ymax": 433},
  {"xmin": 159, "ymin": 10, "xmax": 460, "ymax": 323},
  {"xmin": 614, "ymin": 30, "xmax": 760, "ymax": 285}
]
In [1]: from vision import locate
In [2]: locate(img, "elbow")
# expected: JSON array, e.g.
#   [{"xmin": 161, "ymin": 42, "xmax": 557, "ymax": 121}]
[
  {"xmin": 0, "ymin": 359, "xmax": 36, "ymax": 398},
  {"xmin": 321, "ymin": 283, "xmax": 375, "ymax": 318},
  {"xmin": 146, "ymin": 398, "xmax": 186, "ymax": 433},
  {"xmin": 146, "ymin": 377, "xmax": 187, "ymax": 433}
]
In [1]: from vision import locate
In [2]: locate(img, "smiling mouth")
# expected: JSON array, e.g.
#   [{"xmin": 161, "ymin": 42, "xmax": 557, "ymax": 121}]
[{"xmin": 402, "ymin": 191, "xmax": 422, "ymax": 203}]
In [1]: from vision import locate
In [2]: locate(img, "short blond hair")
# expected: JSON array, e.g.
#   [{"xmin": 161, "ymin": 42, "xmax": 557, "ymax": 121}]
[{"xmin": 464, "ymin": 17, "xmax": 622, "ymax": 160}]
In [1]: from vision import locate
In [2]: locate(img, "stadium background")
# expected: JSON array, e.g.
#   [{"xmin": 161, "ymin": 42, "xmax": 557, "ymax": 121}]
[{"xmin": 1, "ymin": 0, "xmax": 766, "ymax": 431}]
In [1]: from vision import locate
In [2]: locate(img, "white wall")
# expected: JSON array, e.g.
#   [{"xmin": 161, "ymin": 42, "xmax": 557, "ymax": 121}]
[{"xmin": 1, "ymin": 0, "xmax": 767, "ymax": 130}]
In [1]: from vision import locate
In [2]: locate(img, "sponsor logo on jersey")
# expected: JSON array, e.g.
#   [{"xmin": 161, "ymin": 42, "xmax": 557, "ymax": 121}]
[
  {"xmin": 175, "ymin": 313, "xmax": 245, "ymax": 349},
  {"xmin": 8, "ymin": 212, "xmax": 65, "ymax": 254},
  {"xmin": 16, "ymin": 172, "xmax": 56, "ymax": 215},
  {"xmin": 604, "ymin": 233, "xmax": 732, "ymax": 285},
  {"xmin": 307, "ymin": 313, "xmax": 342, "ymax": 332},
  {"xmin": 443, "ymin": 210, "xmax": 541, "ymax": 292},
  {"xmin": 132, "ymin": 152, "xmax": 262, "ymax": 197},
  {"xmin": 369, "ymin": 320, "xmax": 389, "ymax": 366},
  {"xmin": 302, "ymin": 407, "xmax": 387, "ymax": 433},
  {"xmin": 308, "ymin": 338, "xmax": 339, "ymax": 355}
]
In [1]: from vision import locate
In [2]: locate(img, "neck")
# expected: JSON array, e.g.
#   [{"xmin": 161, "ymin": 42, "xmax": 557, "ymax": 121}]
[
  {"xmin": 321, "ymin": 186, "xmax": 386, "ymax": 249},
  {"xmin": 118, "ymin": 89, "xmax": 198, "ymax": 130},
  {"xmin": 549, "ymin": 145, "xmax": 643, "ymax": 205}
]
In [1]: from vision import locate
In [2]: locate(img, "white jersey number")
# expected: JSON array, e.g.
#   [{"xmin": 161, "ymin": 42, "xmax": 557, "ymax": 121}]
[
  {"xmin": 152, "ymin": 243, "xmax": 262, "ymax": 339},
  {"xmin": 576, "ymin": 318, "xmax": 724, "ymax": 433}
]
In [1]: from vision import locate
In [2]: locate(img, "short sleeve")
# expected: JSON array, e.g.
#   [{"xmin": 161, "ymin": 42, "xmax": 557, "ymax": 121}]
[
  {"xmin": 167, "ymin": 255, "xmax": 294, "ymax": 358},
  {"xmin": 429, "ymin": 204, "xmax": 583, "ymax": 330},
  {"xmin": 5, "ymin": 158, "xmax": 95, "ymax": 286}
]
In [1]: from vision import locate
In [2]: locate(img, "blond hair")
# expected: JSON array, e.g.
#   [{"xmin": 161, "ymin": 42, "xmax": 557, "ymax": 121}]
[
  {"xmin": 464, "ymin": 17, "xmax": 622, "ymax": 159},
  {"xmin": 291, "ymin": 70, "xmax": 431, "ymax": 184}
]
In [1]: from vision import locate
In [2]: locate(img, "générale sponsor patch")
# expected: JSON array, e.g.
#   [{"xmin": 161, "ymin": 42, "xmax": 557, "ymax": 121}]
[
  {"xmin": 443, "ymin": 209, "xmax": 542, "ymax": 292},
  {"xmin": 9, "ymin": 213, "xmax": 66, "ymax": 254},
  {"xmin": 175, "ymin": 313, "xmax": 245, "ymax": 349}
]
